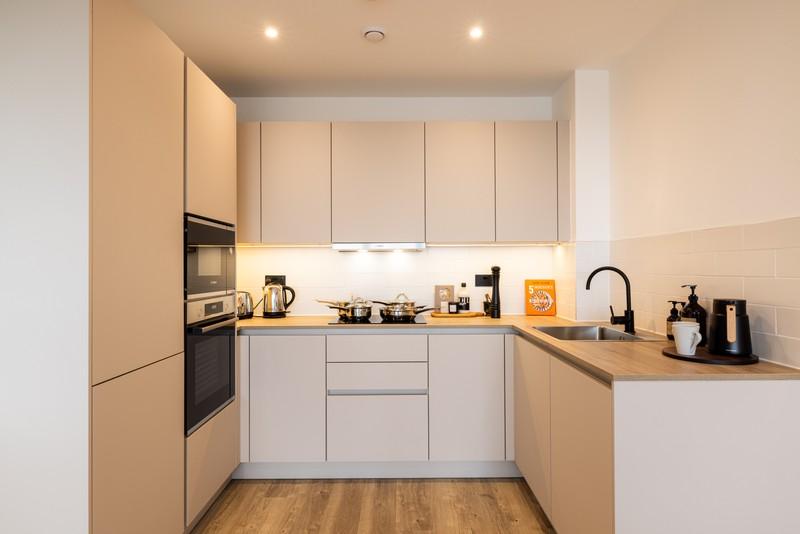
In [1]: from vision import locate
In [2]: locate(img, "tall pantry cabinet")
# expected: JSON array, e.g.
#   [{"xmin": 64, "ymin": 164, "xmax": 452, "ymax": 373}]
[{"xmin": 91, "ymin": 0, "xmax": 185, "ymax": 532}]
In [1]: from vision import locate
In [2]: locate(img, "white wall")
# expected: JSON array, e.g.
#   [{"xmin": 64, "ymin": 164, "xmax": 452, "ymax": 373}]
[
  {"xmin": 0, "ymin": 1, "xmax": 90, "ymax": 532},
  {"xmin": 235, "ymin": 96, "xmax": 552, "ymax": 122},
  {"xmin": 610, "ymin": 0, "xmax": 800, "ymax": 239},
  {"xmin": 237, "ymin": 246, "xmax": 554, "ymax": 316},
  {"xmin": 609, "ymin": 0, "xmax": 800, "ymax": 364}
]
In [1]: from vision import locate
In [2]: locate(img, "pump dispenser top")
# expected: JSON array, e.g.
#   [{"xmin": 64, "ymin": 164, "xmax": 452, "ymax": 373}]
[{"xmin": 680, "ymin": 284, "xmax": 708, "ymax": 346}]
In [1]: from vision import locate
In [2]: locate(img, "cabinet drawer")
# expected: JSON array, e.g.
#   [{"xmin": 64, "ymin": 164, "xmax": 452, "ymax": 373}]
[
  {"xmin": 327, "ymin": 362, "xmax": 427, "ymax": 395},
  {"xmin": 327, "ymin": 395, "xmax": 428, "ymax": 461},
  {"xmin": 326, "ymin": 334, "xmax": 427, "ymax": 362}
]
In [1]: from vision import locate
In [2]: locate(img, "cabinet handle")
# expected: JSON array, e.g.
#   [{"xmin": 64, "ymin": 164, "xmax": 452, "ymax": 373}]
[{"xmin": 327, "ymin": 388, "xmax": 428, "ymax": 396}]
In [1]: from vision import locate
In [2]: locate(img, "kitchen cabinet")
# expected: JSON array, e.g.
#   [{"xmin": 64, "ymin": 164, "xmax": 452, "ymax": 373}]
[
  {"xmin": 327, "ymin": 394, "xmax": 428, "ymax": 461},
  {"xmin": 249, "ymin": 335, "xmax": 326, "ymax": 462},
  {"xmin": 425, "ymin": 122, "xmax": 495, "ymax": 243},
  {"xmin": 550, "ymin": 357, "xmax": 613, "ymax": 534},
  {"xmin": 261, "ymin": 122, "xmax": 332, "ymax": 244},
  {"xmin": 91, "ymin": 0, "xmax": 184, "ymax": 385},
  {"xmin": 186, "ymin": 399, "xmax": 240, "ymax": 527},
  {"xmin": 186, "ymin": 58, "xmax": 237, "ymax": 224},
  {"xmin": 429, "ymin": 334, "xmax": 506, "ymax": 461},
  {"xmin": 557, "ymin": 120, "xmax": 572, "ymax": 242},
  {"xmin": 331, "ymin": 122, "xmax": 425, "ymax": 243},
  {"xmin": 236, "ymin": 122, "xmax": 261, "ymax": 243},
  {"xmin": 92, "ymin": 354, "xmax": 184, "ymax": 534},
  {"xmin": 495, "ymin": 121, "xmax": 558, "ymax": 242},
  {"xmin": 514, "ymin": 336, "xmax": 552, "ymax": 517},
  {"xmin": 326, "ymin": 334, "xmax": 428, "ymax": 363}
]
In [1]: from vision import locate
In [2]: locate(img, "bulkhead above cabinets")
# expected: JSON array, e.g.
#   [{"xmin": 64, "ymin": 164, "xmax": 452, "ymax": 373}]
[{"xmin": 237, "ymin": 120, "xmax": 571, "ymax": 246}]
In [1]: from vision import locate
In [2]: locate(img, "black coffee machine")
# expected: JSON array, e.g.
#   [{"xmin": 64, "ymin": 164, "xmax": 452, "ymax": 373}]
[{"xmin": 708, "ymin": 299, "xmax": 752, "ymax": 356}]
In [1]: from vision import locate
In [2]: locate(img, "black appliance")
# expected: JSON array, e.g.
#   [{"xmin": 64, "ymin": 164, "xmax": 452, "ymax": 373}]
[
  {"xmin": 708, "ymin": 299, "xmax": 752, "ymax": 356},
  {"xmin": 185, "ymin": 214, "xmax": 235, "ymax": 299},
  {"xmin": 184, "ymin": 214, "xmax": 237, "ymax": 435}
]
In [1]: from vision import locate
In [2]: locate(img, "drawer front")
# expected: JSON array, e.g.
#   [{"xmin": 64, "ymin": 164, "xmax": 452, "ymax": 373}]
[
  {"xmin": 327, "ymin": 395, "xmax": 428, "ymax": 461},
  {"xmin": 327, "ymin": 362, "xmax": 428, "ymax": 395},
  {"xmin": 326, "ymin": 334, "xmax": 427, "ymax": 362}
]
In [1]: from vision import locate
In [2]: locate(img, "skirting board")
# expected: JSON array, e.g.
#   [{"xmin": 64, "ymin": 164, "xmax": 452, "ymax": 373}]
[{"xmin": 234, "ymin": 461, "xmax": 521, "ymax": 479}]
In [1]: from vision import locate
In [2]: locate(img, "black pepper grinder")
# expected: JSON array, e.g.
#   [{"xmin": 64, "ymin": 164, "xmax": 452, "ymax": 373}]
[
  {"xmin": 680, "ymin": 284, "xmax": 708, "ymax": 346},
  {"xmin": 490, "ymin": 266, "xmax": 501, "ymax": 318}
]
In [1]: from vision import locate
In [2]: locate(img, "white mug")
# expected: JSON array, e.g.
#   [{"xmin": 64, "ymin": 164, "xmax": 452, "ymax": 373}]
[{"xmin": 672, "ymin": 321, "xmax": 702, "ymax": 356}]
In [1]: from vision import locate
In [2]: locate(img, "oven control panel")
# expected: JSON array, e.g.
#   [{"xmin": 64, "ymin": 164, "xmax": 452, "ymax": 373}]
[{"xmin": 186, "ymin": 294, "xmax": 235, "ymax": 325}]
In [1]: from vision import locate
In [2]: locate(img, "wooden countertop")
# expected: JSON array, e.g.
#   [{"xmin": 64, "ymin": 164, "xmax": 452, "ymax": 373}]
[{"xmin": 237, "ymin": 314, "xmax": 800, "ymax": 383}]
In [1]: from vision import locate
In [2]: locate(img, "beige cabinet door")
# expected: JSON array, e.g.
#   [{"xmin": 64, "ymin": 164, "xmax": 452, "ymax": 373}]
[
  {"xmin": 425, "ymin": 122, "xmax": 495, "ymax": 243},
  {"xmin": 495, "ymin": 121, "xmax": 558, "ymax": 242},
  {"xmin": 327, "ymin": 395, "xmax": 428, "ymax": 461},
  {"xmin": 92, "ymin": 354, "xmax": 184, "ymax": 534},
  {"xmin": 236, "ymin": 122, "xmax": 261, "ymax": 243},
  {"xmin": 186, "ymin": 59, "xmax": 237, "ymax": 224},
  {"xmin": 550, "ymin": 357, "xmax": 613, "ymax": 534},
  {"xmin": 249, "ymin": 336, "xmax": 326, "ymax": 462},
  {"xmin": 429, "ymin": 334, "xmax": 506, "ymax": 461},
  {"xmin": 186, "ymin": 399, "xmax": 240, "ymax": 527},
  {"xmin": 91, "ymin": 0, "xmax": 183, "ymax": 385},
  {"xmin": 332, "ymin": 122, "xmax": 425, "ymax": 243},
  {"xmin": 557, "ymin": 120, "xmax": 573, "ymax": 242},
  {"xmin": 261, "ymin": 122, "xmax": 331, "ymax": 244},
  {"xmin": 514, "ymin": 336, "xmax": 552, "ymax": 517}
]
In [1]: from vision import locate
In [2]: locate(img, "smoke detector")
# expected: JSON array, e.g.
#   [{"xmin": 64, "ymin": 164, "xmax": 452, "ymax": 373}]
[{"xmin": 363, "ymin": 27, "xmax": 386, "ymax": 42}]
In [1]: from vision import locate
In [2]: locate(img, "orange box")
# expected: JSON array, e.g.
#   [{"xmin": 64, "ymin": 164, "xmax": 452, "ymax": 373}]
[{"xmin": 525, "ymin": 279, "xmax": 557, "ymax": 316}]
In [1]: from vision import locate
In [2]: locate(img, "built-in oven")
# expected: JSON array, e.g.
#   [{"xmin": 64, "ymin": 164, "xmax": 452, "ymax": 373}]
[
  {"xmin": 185, "ymin": 214, "xmax": 235, "ymax": 299},
  {"xmin": 185, "ymin": 295, "xmax": 236, "ymax": 435},
  {"xmin": 184, "ymin": 214, "xmax": 237, "ymax": 435}
]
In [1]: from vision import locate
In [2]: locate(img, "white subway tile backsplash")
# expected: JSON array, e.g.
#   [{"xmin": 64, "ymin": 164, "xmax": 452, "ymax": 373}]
[
  {"xmin": 691, "ymin": 226, "xmax": 742, "ymax": 253},
  {"xmin": 612, "ymin": 217, "xmax": 800, "ymax": 367},
  {"xmin": 776, "ymin": 248, "xmax": 800, "ymax": 278},
  {"xmin": 742, "ymin": 217, "xmax": 800, "ymax": 250},
  {"xmin": 747, "ymin": 305, "xmax": 777, "ymax": 335},
  {"xmin": 777, "ymin": 308, "xmax": 800, "ymax": 339},
  {"xmin": 713, "ymin": 250, "xmax": 774, "ymax": 277},
  {"xmin": 237, "ymin": 245, "xmax": 554, "ymax": 315}
]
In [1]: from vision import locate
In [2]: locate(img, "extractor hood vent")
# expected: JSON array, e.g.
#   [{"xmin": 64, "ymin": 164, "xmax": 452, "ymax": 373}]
[{"xmin": 332, "ymin": 242, "xmax": 426, "ymax": 252}]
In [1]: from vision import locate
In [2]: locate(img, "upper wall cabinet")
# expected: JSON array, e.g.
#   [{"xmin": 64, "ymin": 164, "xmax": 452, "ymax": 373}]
[
  {"xmin": 92, "ymin": 0, "xmax": 184, "ymax": 385},
  {"xmin": 332, "ymin": 122, "xmax": 425, "ymax": 243},
  {"xmin": 495, "ymin": 121, "xmax": 558, "ymax": 242},
  {"xmin": 236, "ymin": 122, "xmax": 261, "ymax": 243},
  {"xmin": 262, "ymin": 122, "xmax": 331, "ymax": 244},
  {"xmin": 426, "ymin": 122, "xmax": 496, "ymax": 243},
  {"xmin": 185, "ymin": 59, "xmax": 237, "ymax": 224}
]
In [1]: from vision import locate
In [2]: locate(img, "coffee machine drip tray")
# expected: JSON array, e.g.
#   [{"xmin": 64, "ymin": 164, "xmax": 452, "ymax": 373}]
[{"xmin": 662, "ymin": 346, "xmax": 759, "ymax": 365}]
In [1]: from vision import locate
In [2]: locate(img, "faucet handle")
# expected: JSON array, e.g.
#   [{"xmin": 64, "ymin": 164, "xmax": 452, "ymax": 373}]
[
  {"xmin": 609, "ymin": 305, "xmax": 616, "ymax": 318},
  {"xmin": 609, "ymin": 305, "xmax": 625, "ymax": 325}
]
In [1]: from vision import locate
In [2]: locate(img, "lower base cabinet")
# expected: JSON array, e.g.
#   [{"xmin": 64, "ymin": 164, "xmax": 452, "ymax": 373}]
[
  {"xmin": 429, "ymin": 334, "xmax": 506, "ymax": 461},
  {"xmin": 92, "ymin": 354, "xmax": 184, "ymax": 534},
  {"xmin": 327, "ymin": 394, "xmax": 428, "ymax": 461},
  {"xmin": 514, "ymin": 336, "xmax": 552, "ymax": 517},
  {"xmin": 550, "ymin": 356, "xmax": 613, "ymax": 534},
  {"xmin": 186, "ymin": 399, "xmax": 240, "ymax": 527}
]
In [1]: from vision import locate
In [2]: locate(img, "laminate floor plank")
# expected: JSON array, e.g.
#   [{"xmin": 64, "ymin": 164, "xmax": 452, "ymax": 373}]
[{"xmin": 193, "ymin": 478, "xmax": 553, "ymax": 534}]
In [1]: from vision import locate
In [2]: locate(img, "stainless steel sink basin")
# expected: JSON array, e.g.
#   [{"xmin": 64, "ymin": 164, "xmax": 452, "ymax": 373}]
[{"xmin": 534, "ymin": 325, "xmax": 645, "ymax": 341}]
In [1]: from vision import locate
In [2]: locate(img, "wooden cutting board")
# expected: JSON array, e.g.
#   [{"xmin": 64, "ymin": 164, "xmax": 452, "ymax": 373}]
[{"xmin": 430, "ymin": 311, "xmax": 485, "ymax": 318}]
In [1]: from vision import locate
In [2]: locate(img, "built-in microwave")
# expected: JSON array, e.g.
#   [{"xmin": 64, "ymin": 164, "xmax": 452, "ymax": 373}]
[{"xmin": 184, "ymin": 214, "xmax": 235, "ymax": 299}]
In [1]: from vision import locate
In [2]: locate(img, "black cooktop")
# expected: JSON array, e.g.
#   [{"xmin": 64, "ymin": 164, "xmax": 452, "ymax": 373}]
[{"xmin": 328, "ymin": 315, "xmax": 427, "ymax": 325}]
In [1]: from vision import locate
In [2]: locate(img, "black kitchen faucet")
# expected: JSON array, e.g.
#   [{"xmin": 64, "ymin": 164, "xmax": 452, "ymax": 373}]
[{"xmin": 585, "ymin": 266, "xmax": 636, "ymax": 334}]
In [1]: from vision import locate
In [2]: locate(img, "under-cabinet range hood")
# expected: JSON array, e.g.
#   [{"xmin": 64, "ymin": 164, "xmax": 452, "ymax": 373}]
[{"xmin": 332, "ymin": 242, "xmax": 426, "ymax": 252}]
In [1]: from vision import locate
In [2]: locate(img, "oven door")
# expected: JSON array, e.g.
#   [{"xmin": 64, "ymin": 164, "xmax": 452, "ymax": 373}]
[
  {"xmin": 185, "ymin": 215, "xmax": 236, "ymax": 298},
  {"xmin": 185, "ymin": 315, "xmax": 236, "ymax": 435}
]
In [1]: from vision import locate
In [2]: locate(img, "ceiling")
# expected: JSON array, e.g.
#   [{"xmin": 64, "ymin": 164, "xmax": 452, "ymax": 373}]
[{"xmin": 133, "ymin": 0, "xmax": 683, "ymax": 97}]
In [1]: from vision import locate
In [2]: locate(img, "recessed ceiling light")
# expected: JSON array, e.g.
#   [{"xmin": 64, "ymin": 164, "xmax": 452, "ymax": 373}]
[
  {"xmin": 363, "ymin": 26, "xmax": 386, "ymax": 42},
  {"xmin": 469, "ymin": 26, "xmax": 483, "ymax": 40},
  {"xmin": 264, "ymin": 26, "xmax": 279, "ymax": 39}
]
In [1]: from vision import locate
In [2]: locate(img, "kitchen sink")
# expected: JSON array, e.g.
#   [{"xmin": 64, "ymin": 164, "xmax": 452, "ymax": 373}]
[{"xmin": 534, "ymin": 325, "xmax": 646, "ymax": 341}]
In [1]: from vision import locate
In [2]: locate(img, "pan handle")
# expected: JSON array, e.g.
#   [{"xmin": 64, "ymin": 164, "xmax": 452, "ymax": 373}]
[{"xmin": 415, "ymin": 307, "xmax": 435, "ymax": 314}]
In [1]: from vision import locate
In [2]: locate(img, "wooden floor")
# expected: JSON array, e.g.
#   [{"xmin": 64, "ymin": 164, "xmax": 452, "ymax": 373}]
[{"xmin": 193, "ymin": 478, "xmax": 554, "ymax": 534}]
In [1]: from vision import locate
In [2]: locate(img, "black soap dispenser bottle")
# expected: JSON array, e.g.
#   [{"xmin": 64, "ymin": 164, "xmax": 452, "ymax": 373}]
[
  {"xmin": 666, "ymin": 300, "xmax": 684, "ymax": 341},
  {"xmin": 680, "ymin": 284, "xmax": 708, "ymax": 346}
]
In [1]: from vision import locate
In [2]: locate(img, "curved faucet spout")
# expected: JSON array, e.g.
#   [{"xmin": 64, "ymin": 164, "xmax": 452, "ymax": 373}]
[{"xmin": 586, "ymin": 266, "xmax": 635, "ymax": 334}]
